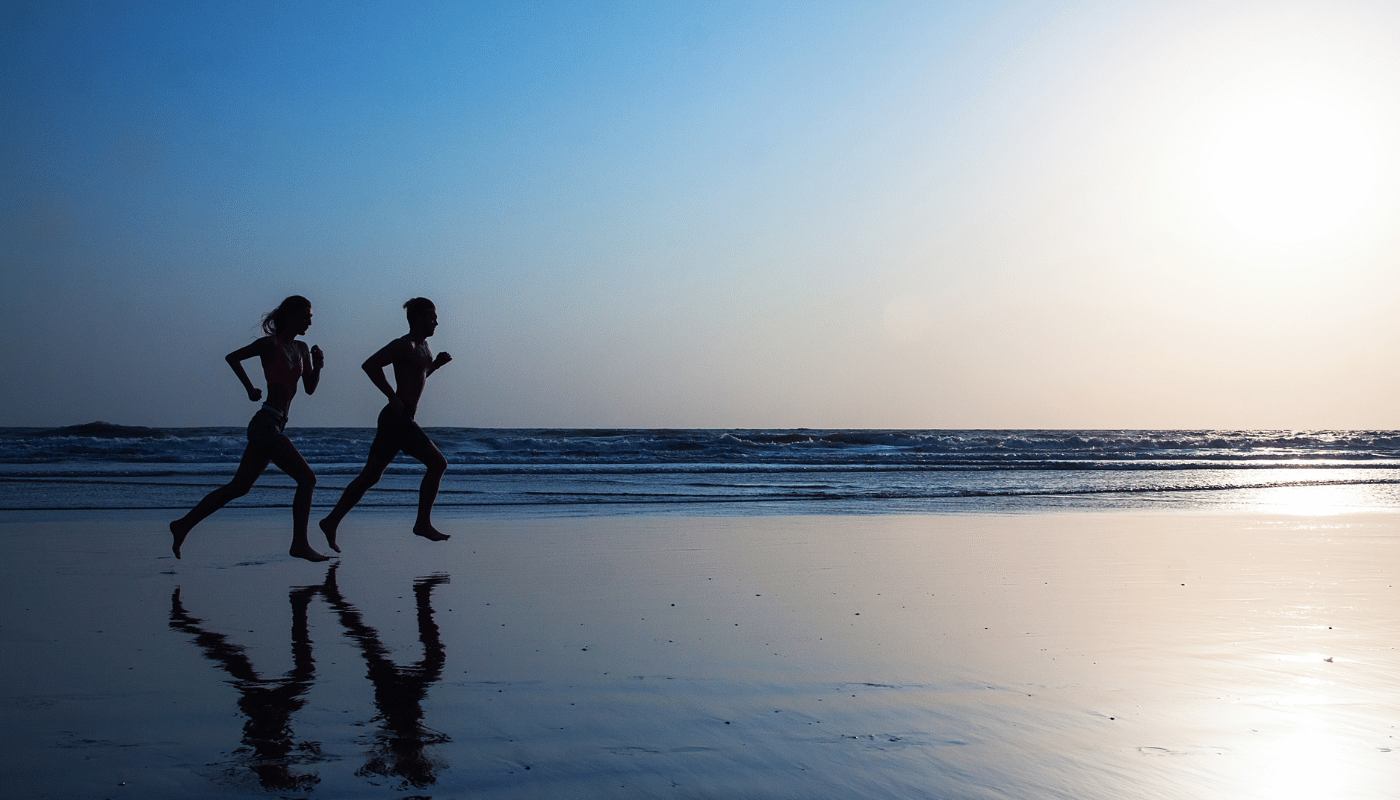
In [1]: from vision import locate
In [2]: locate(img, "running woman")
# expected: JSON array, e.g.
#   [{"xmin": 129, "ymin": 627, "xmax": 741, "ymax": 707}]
[{"xmin": 170, "ymin": 295, "xmax": 328, "ymax": 562}]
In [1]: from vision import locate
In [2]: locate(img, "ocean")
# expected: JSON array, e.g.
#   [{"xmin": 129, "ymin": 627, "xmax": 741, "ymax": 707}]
[{"xmin": 4, "ymin": 423, "xmax": 1400, "ymax": 514}]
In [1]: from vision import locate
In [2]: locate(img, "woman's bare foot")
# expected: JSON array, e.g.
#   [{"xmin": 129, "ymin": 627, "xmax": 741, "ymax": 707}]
[
  {"xmin": 289, "ymin": 542, "xmax": 331, "ymax": 562},
  {"xmin": 170, "ymin": 519, "xmax": 192, "ymax": 559},
  {"xmin": 413, "ymin": 522, "xmax": 450, "ymax": 542},
  {"xmin": 318, "ymin": 518, "xmax": 341, "ymax": 553}
]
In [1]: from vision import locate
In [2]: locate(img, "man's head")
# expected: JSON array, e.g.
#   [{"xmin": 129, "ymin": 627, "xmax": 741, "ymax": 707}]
[{"xmin": 404, "ymin": 297, "xmax": 437, "ymax": 334}]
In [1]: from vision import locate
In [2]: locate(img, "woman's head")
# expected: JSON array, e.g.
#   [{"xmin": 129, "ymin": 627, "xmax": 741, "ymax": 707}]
[{"xmin": 262, "ymin": 295, "xmax": 313, "ymax": 336}]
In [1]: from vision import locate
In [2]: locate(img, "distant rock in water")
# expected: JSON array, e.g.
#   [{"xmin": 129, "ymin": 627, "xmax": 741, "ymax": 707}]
[{"xmin": 44, "ymin": 421, "xmax": 171, "ymax": 439}]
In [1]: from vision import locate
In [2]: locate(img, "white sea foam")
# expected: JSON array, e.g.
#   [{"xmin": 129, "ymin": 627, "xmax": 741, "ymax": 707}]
[{"xmin": 4, "ymin": 427, "xmax": 1400, "ymax": 512}]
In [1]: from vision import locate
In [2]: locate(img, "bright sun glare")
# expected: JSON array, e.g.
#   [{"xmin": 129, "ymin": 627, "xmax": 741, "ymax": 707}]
[{"xmin": 1203, "ymin": 87, "xmax": 1384, "ymax": 242}]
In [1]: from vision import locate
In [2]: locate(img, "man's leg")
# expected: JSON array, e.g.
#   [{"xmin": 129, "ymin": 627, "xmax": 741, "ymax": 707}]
[
  {"xmin": 318, "ymin": 447, "xmax": 395, "ymax": 553},
  {"xmin": 400, "ymin": 425, "xmax": 449, "ymax": 542}
]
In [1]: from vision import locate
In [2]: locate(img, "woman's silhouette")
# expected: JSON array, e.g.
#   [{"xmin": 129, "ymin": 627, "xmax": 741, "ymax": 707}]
[
  {"xmin": 170, "ymin": 296, "xmax": 328, "ymax": 561},
  {"xmin": 168, "ymin": 586, "xmax": 324, "ymax": 792}
]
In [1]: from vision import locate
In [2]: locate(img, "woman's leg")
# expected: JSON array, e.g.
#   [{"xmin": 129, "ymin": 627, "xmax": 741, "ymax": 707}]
[
  {"xmin": 170, "ymin": 444, "xmax": 271, "ymax": 558},
  {"xmin": 267, "ymin": 434, "xmax": 326, "ymax": 562}
]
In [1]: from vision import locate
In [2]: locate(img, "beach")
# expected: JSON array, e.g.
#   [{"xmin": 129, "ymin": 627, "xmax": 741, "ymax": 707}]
[
  {"xmin": 2, "ymin": 506, "xmax": 1397, "ymax": 798},
  {"xmin": 13, "ymin": 0, "xmax": 1400, "ymax": 796}
]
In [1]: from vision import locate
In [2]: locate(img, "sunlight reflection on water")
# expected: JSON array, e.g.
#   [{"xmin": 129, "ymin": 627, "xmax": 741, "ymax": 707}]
[
  {"xmin": 1233, "ymin": 479, "xmax": 1397, "ymax": 515},
  {"xmin": 1263, "ymin": 721, "xmax": 1346, "ymax": 800}
]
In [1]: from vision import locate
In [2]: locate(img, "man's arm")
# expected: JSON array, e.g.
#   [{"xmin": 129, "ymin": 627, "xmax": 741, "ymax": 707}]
[
  {"xmin": 426, "ymin": 351, "xmax": 452, "ymax": 377},
  {"xmin": 362, "ymin": 339, "xmax": 411, "ymax": 412}
]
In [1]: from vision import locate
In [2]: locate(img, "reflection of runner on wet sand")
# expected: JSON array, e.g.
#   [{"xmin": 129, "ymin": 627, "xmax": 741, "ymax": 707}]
[
  {"xmin": 320, "ymin": 298, "xmax": 452, "ymax": 552},
  {"xmin": 319, "ymin": 564, "xmax": 451, "ymax": 789},
  {"xmin": 169, "ymin": 566, "xmax": 452, "ymax": 791},
  {"xmin": 168, "ymin": 586, "xmax": 324, "ymax": 792}
]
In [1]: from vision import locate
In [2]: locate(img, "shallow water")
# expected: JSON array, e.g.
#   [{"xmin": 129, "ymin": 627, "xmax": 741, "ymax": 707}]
[
  {"xmin": 2, "ymin": 508, "xmax": 1397, "ymax": 798},
  {"xmin": 7, "ymin": 426, "xmax": 1400, "ymax": 515}
]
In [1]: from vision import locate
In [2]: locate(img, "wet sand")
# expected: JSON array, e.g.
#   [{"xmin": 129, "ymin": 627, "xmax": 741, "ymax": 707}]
[{"xmin": 2, "ymin": 508, "xmax": 1398, "ymax": 798}]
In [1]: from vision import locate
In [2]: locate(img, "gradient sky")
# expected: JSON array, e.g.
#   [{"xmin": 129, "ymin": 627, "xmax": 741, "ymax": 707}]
[{"xmin": 5, "ymin": 0, "xmax": 1400, "ymax": 429}]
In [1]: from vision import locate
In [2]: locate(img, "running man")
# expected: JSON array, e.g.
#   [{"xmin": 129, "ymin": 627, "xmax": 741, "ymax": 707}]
[
  {"xmin": 320, "ymin": 298, "xmax": 452, "ymax": 551},
  {"xmin": 170, "ymin": 295, "xmax": 328, "ymax": 562}
]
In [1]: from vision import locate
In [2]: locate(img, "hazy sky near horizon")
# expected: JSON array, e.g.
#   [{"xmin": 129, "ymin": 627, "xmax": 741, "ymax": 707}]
[{"xmin": 6, "ymin": 0, "xmax": 1400, "ymax": 429}]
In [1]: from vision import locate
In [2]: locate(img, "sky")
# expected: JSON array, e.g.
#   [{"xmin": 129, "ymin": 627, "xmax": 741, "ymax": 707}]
[{"xmin": 5, "ymin": 0, "xmax": 1400, "ymax": 429}]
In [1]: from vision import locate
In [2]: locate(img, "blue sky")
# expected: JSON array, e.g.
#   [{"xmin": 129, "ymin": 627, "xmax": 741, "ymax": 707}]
[{"xmin": 5, "ymin": 1, "xmax": 1400, "ymax": 428}]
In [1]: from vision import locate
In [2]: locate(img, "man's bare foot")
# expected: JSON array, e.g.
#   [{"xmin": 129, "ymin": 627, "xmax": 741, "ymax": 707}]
[
  {"xmin": 170, "ymin": 519, "xmax": 191, "ymax": 559},
  {"xmin": 413, "ymin": 523, "xmax": 450, "ymax": 542},
  {"xmin": 289, "ymin": 542, "xmax": 331, "ymax": 562},
  {"xmin": 318, "ymin": 518, "xmax": 341, "ymax": 553}
]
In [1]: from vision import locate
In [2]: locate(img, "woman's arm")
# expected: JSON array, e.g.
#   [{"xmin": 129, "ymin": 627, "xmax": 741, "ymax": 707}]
[
  {"xmin": 225, "ymin": 339, "xmax": 270, "ymax": 402},
  {"xmin": 302, "ymin": 343, "xmax": 324, "ymax": 395}
]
